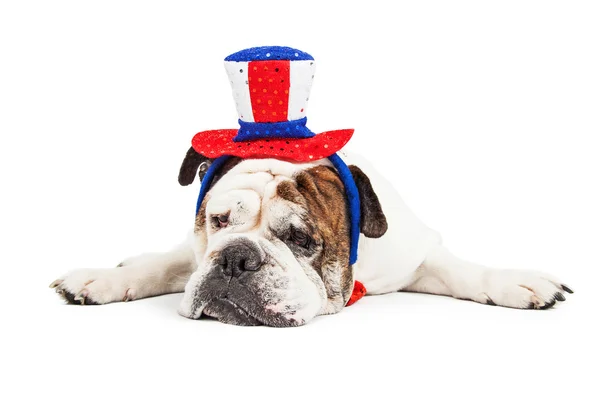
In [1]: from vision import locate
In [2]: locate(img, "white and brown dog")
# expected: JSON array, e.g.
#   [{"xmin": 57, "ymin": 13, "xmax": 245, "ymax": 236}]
[
  {"xmin": 50, "ymin": 46, "xmax": 573, "ymax": 326},
  {"xmin": 50, "ymin": 150, "xmax": 573, "ymax": 327}
]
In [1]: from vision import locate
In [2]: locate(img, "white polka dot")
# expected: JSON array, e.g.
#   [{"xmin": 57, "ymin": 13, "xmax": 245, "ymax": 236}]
[
  {"xmin": 308, "ymin": 155, "xmax": 313, "ymax": 159},
  {"xmin": 324, "ymin": 144, "xmax": 328, "ymax": 148},
  {"xmin": 295, "ymin": 144, "xmax": 300, "ymax": 148},
  {"xmin": 294, "ymin": 53, "xmax": 299, "ymax": 57},
  {"xmin": 266, "ymin": 53, "xmax": 271, "ymax": 57}
]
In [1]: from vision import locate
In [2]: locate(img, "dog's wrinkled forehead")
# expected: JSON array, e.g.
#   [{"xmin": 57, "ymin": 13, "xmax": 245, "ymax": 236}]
[
  {"xmin": 203, "ymin": 158, "xmax": 330, "ymax": 222},
  {"xmin": 210, "ymin": 158, "xmax": 327, "ymax": 195}
]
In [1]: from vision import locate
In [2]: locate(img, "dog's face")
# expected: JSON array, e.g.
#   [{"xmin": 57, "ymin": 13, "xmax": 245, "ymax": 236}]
[{"xmin": 177, "ymin": 153, "xmax": 387, "ymax": 327}]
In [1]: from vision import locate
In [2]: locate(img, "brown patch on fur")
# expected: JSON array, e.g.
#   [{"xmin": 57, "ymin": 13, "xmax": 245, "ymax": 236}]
[
  {"xmin": 291, "ymin": 166, "xmax": 354, "ymax": 305},
  {"xmin": 195, "ymin": 200, "xmax": 208, "ymax": 234},
  {"xmin": 276, "ymin": 180, "xmax": 306, "ymax": 205},
  {"xmin": 519, "ymin": 285, "xmax": 535, "ymax": 293}
]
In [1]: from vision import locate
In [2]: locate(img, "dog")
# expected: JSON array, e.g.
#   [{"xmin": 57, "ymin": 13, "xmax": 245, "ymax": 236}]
[{"xmin": 50, "ymin": 149, "xmax": 573, "ymax": 327}]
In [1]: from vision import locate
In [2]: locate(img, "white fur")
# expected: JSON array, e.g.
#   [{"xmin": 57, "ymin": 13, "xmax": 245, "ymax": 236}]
[
  {"xmin": 52, "ymin": 238, "xmax": 196, "ymax": 304},
  {"xmin": 408, "ymin": 246, "xmax": 566, "ymax": 307},
  {"xmin": 51, "ymin": 152, "xmax": 570, "ymax": 318}
]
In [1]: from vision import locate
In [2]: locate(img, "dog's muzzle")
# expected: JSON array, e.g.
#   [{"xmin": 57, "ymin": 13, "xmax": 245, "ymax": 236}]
[{"xmin": 179, "ymin": 236, "xmax": 323, "ymax": 327}]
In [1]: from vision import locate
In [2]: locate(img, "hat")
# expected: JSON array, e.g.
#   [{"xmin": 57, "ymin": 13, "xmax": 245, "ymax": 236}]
[
  {"xmin": 191, "ymin": 46, "xmax": 360, "ymax": 265},
  {"xmin": 191, "ymin": 46, "xmax": 354, "ymax": 162}
]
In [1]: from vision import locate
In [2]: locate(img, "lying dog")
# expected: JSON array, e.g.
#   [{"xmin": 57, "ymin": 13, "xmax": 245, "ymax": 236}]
[{"xmin": 50, "ymin": 150, "xmax": 573, "ymax": 327}]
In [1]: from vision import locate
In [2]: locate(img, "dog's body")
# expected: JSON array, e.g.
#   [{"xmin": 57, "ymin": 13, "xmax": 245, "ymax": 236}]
[{"xmin": 51, "ymin": 151, "xmax": 572, "ymax": 326}]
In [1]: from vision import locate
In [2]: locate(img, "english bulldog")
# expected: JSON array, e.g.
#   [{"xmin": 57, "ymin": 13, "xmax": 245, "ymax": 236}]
[{"xmin": 50, "ymin": 150, "xmax": 573, "ymax": 327}]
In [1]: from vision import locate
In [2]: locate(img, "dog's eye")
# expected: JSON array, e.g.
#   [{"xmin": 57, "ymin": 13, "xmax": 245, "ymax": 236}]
[
  {"xmin": 212, "ymin": 214, "xmax": 229, "ymax": 229},
  {"xmin": 290, "ymin": 228, "xmax": 310, "ymax": 249}
]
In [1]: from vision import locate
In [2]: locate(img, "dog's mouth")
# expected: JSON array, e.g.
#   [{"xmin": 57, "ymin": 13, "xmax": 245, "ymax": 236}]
[
  {"xmin": 197, "ymin": 293, "xmax": 307, "ymax": 328},
  {"xmin": 184, "ymin": 267, "xmax": 312, "ymax": 327},
  {"xmin": 201, "ymin": 297, "xmax": 263, "ymax": 326}
]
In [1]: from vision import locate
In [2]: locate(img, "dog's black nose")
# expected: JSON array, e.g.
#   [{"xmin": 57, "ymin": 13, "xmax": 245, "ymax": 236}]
[{"xmin": 218, "ymin": 240, "xmax": 263, "ymax": 278}]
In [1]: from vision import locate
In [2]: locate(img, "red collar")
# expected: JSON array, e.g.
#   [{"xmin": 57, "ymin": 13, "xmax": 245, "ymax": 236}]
[{"xmin": 346, "ymin": 280, "xmax": 366, "ymax": 306}]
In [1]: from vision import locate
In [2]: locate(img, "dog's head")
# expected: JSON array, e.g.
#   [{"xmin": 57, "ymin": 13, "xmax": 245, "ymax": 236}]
[{"xmin": 177, "ymin": 149, "xmax": 387, "ymax": 326}]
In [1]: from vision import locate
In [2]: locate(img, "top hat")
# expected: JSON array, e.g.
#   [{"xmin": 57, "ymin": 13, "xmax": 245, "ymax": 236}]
[{"xmin": 191, "ymin": 46, "xmax": 354, "ymax": 162}]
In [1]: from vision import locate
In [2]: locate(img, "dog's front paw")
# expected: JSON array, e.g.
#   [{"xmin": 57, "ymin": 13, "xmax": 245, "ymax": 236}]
[
  {"xmin": 477, "ymin": 270, "xmax": 573, "ymax": 310},
  {"xmin": 50, "ymin": 268, "xmax": 135, "ymax": 305}
]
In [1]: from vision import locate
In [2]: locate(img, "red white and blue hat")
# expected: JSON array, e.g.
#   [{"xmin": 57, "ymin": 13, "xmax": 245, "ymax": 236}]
[
  {"xmin": 192, "ymin": 46, "xmax": 360, "ymax": 265},
  {"xmin": 191, "ymin": 46, "xmax": 354, "ymax": 161}
]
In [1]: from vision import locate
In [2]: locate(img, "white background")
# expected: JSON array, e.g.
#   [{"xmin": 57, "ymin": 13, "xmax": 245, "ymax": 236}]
[{"xmin": 1, "ymin": 1, "xmax": 598, "ymax": 399}]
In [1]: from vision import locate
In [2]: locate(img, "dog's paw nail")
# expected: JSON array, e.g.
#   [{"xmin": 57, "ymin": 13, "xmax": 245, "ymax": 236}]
[
  {"xmin": 540, "ymin": 299, "xmax": 556, "ymax": 309},
  {"xmin": 74, "ymin": 289, "xmax": 89, "ymax": 304},
  {"xmin": 531, "ymin": 295, "xmax": 544, "ymax": 307},
  {"xmin": 116, "ymin": 262, "xmax": 124, "ymax": 268},
  {"xmin": 123, "ymin": 288, "xmax": 135, "ymax": 302},
  {"xmin": 561, "ymin": 284, "xmax": 574, "ymax": 294},
  {"xmin": 554, "ymin": 292, "xmax": 566, "ymax": 302},
  {"xmin": 49, "ymin": 279, "xmax": 63, "ymax": 289}
]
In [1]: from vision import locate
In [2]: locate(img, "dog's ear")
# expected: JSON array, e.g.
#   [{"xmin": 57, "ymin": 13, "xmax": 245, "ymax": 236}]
[
  {"xmin": 348, "ymin": 165, "xmax": 388, "ymax": 238},
  {"xmin": 178, "ymin": 147, "xmax": 212, "ymax": 186}
]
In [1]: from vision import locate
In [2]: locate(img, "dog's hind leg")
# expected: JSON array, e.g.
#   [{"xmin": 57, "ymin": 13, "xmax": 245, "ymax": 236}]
[
  {"xmin": 50, "ymin": 238, "xmax": 197, "ymax": 305},
  {"xmin": 402, "ymin": 245, "xmax": 573, "ymax": 309}
]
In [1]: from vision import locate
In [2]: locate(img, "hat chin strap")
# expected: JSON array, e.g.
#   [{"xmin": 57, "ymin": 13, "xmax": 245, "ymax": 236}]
[
  {"xmin": 326, "ymin": 153, "xmax": 360, "ymax": 265},
  {"xmin": 194, "ymin": 156, "xmax": 232, "ymax": 216},
  {"xmin": 195, "ymin": 153, "xmax": 360, "ymax": 266}
]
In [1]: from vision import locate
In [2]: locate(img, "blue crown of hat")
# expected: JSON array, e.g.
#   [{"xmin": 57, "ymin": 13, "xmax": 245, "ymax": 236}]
[{"xmin": 225, "ymin": 46, "xmax": 314, "ymax": 62}]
